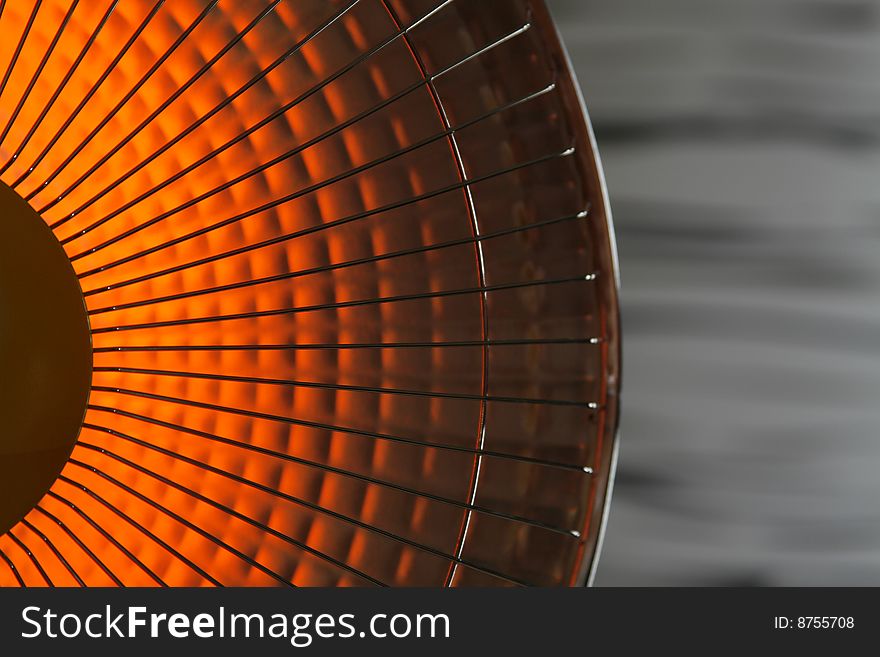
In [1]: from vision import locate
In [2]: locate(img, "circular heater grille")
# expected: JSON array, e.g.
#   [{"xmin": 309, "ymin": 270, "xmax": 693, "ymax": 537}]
[{"xmin": 0, "ymin": 0, "xmax": 619, "ymax": 587}]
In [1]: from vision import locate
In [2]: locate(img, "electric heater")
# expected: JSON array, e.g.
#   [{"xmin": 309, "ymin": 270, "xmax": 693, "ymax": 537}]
[{"xmin": 0, "ymin": 0, "xmax": 619, "ymax": 587}]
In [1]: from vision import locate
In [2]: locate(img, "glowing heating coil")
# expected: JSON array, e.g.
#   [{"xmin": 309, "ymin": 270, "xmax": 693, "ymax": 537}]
[{"xmin": 0, "ymin": 0, "xmax": 619, "ymax": 587}]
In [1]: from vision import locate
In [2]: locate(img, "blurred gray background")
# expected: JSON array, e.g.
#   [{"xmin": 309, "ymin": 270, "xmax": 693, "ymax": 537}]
[{"xmin": 548, "ymin": 0, "xmax": 880, "ymax": 585}]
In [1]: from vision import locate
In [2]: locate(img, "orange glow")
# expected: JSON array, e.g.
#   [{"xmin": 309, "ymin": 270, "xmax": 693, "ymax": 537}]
[{"xmin": 0, "ymin": 0, "xmax": 619, "ymax": 587}]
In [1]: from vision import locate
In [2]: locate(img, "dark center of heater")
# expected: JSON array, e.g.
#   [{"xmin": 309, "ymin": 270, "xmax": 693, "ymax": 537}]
[{"xmin": 0, "ymin": 181, "xmax": 91, "ymax": 536}]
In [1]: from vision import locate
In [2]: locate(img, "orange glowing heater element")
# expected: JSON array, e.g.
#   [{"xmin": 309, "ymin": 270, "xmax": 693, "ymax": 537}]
[{"xmin": 0, "ymin": 0, "xmax": 619, "ymax": 587}]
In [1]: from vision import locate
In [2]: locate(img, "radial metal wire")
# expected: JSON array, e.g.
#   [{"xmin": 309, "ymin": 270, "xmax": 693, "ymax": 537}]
[{"xmin": 0, "ymin": 0, "xmax": 619, "ymax": 587}]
